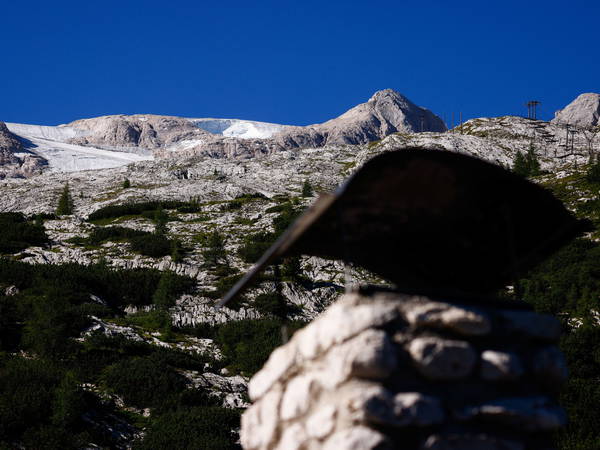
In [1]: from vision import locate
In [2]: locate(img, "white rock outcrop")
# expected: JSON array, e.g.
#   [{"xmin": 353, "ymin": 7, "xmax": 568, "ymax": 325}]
[
  {"xmin": 552, "ymin": 93, "xmax": 600, "ymax": 127},
  {"xmin": 240, "ymin": 291, "xmax": 567, "ymax": 450}
]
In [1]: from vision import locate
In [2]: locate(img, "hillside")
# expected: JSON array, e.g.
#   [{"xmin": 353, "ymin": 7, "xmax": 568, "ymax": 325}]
[
  {"xmin": 1, "ymin": 89, "xmax": 447, "ymax": 173},
  {"xmin": 0, "ymin": 93, "xmax": 599, "ymax": 449}
]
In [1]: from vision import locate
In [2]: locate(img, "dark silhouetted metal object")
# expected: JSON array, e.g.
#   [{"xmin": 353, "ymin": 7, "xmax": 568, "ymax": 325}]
[
  {"xmin": 218, "ymin": 148, "xmax": 585, "ymax": 307},
  {"xmin": 526, "ymin": 100, "xmax": 541, "ymax": 120}
]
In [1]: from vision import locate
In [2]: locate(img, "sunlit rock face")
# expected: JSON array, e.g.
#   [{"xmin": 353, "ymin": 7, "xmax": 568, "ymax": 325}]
[
  {"xmin": 0, "ymin": 121, "xmax": 46, "ymax": 178},
  {"xmin": 552, "ymin": 93, "xmax": 600, "ymax": 127},
  {"xmin": 272, "ymin": 89, "xmax": 447, "ymax": 149},
  {"xmin": 241, "ymin": 290, "xmax": 567, "ymax": 450}
]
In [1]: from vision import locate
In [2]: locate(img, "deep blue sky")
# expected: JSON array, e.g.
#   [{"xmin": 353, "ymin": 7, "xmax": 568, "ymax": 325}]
[{"xmin": 1, "ymin": 0, "xmax": 598, "ymax": 126}]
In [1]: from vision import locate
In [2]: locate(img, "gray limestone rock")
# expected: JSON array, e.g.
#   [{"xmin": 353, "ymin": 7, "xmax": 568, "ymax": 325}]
[
  {"xmin": 460, "ymin": 396, "xmax": 567, "ymax": 431},
  {"xmin": 407, "ymin": 337, "xmax": 477, "ymax": 380},
  {"xmin": 68, "ymin": 114, "xmax": 211, "ymax": 150},
  {"xmin": 552, "ymin": 93, "xmax": 600, "ymax": 127},
  {"xmin": 273, "ymin": 89, "xmax": 447, "ymax": 150},
  {"xmin": 480, "ymin": 350, "xmax": 524, "ymax": 381},
  {"xmin": 392, "ymin": 393, "xmax": 445, "ymax": 426},
  {"xmin": 240, "ymin": 292, "xmax": 567, "ymax": 449},
  {"xmin": 0, "ymin": 121, "xmax": 46, "ymax": 178},
  {"xmin": 400, "ymin": 299, "xmax": 491, "ymax": 336}
]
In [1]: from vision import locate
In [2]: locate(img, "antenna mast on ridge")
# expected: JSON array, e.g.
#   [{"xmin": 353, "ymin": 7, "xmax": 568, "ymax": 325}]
[{"xmin": 526, "ymin": 100, "xmax": 541, "ymax": 120}]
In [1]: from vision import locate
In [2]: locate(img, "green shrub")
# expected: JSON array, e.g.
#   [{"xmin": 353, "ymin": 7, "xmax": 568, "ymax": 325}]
[
  {"xmin": 130, "ymin": 234, "xmax": 172, "ymax": 257},
  {"xmin": 134, "ymin": 407, "xmax": 240, "ymax": 450},
  {"xmin": 0, "ymin": 259, "xmax": 195, "ymax": 308},
  {"xmin": 153, "ymin": 272, "xmax": 182, "ymax": 309},
  {"xmin": 253, "ymin": 292, "xmax": 287, "ymax": 317},
  {"xmin": 0, "ymin": 357, "xmax": 85, "ymax": 446},
  {"xmin": 102, "ymin": 355, "xmax": 188, "ymax": 409},
  {"xmin": 21, "ymin": 289, "xmax": 89, "ymax": 357},
  {"xmin": 88, "ymin": 200, "xmax": 193, "ymax": 222},
  {"xmin": 586, "ymin": 159, "xmax": 600, "ymax": 184},
  {"xmin": 215, "ymin": 319, "xmax": 305, "ymax": 375},
  {"xmin": 201, "ymin": 230, "xmax": 228, "ymax": 268},
  {"xmin": 238, "ymin": 231, "xmax": 274, "ymax": 263},
  {"xmin": 0, "ymin": 212, "xmax": 49, "ymax": 254},
  {"xmin": 86, "ymin": 226, "xmax": 150, "ymax": 245},
  {"xmin": 0, "ymin": 357, "xmax": 60, "ymax": 438}
]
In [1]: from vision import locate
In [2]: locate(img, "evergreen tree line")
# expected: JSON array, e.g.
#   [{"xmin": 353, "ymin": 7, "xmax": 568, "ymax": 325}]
[{"xmin": 513, "ymin": 144, "xmax": 542, "ymax": 178}]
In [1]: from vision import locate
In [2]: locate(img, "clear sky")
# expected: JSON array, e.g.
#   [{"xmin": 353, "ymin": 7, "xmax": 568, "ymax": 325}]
[{"xmin": 1, "ymin": 0, "xmax": 598, "ymax": 126}]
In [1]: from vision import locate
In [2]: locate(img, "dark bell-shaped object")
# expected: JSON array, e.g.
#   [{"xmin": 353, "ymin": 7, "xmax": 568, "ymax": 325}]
[{"xmin": 219, "ymin": 148, "xmax": 586, "ymax": 307}]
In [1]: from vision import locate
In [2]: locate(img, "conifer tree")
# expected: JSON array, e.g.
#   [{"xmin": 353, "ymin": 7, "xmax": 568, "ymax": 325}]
[
  {"xmin": 171, "ymin": 239, "xmax": 183, "ymax": 263},
  {"xmin": 301, "ymin": 179, "xmax": 313, "ymax": 197},
  {"xmin": 525, "ymin": 144, "xmax": 541, "ymax": 176},
  {"xmin": 122, "ymin": 178, "xmax": 131, "ymax": 189},
  {"xmin": 202, "ymin": 230, "xmax": 227, "ymax": 269},
  {"xmin": 586, "ymin": 157, "xmax": 600, "ymax": 184},
  {"xmin": 56, "ymin": 183, "xmax": 74, "ymax": 216},
  {"xmin": 153, "ymin": 206, "xmax": 168, "ymax": 235},
  {"xmin": 152, "ymin": 271, "xmax": 176, "ymax": 309}
]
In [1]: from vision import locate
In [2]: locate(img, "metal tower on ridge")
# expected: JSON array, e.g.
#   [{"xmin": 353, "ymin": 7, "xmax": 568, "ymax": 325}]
[{"xmin": 526, "ymin": 100, "xmax": 541, "ymax": 120}]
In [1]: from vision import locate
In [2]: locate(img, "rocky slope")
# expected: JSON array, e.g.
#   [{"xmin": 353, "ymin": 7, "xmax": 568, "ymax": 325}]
[
  {"xmin": 1, "ymin": 99, "xmax": 599, "ymax": 448},
  {"xmin": 271, "ymin": 89, "xmax": 446, "ymax": 148},
  {"xmin": 68, "ymin": 114, "xmax": 211, "ymax": 152},
  {"xmin": 2, "ymin": 90, "xmax": 447, "ymax": 171},
  {"xmin": 552, "ymin": 93, "xmax": 600, "ymax": 127},
  {"xmin": 0, "ymin": 121, "xmax": 46, "ymax": 178},
  {"xmin": 0, "ymin": 121, "xmax": 23, "ymax": 163},
  {"xmin": 69, "ymin": 90, "xmax": 446, "ymax": 156},
  {"xmin": 0, "ymin": 111, "xmax": 594, "ymax": 329}
]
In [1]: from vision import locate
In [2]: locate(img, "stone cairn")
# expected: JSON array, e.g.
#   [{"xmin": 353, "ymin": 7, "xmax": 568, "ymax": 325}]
[{"xmin": 240, "ymin": 289, "xmax": 567, "ymax": 450}]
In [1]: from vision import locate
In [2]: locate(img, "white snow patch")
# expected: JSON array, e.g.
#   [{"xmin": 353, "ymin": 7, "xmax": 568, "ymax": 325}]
[
  {"xmin": 166, "ymin": 139, "xmax": 207, "ymax": 152},
  {"xmin": 28, "ymin": 138, "xmax": 152, "ymax": 172},
  {"xmin": 5, "ymin": 122, "xmax": 89, "ymax": 142},
  {"xmin": 189, "ymin": 118, "xmax": 288, "ymax": 139},
  {"xmin": 5, "ymin": 122, "xmax": 152, "ymax": 172}
]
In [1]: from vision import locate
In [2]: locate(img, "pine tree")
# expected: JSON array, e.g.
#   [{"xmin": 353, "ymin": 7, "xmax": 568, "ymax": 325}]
[
  {"xmin": 56, "ymin": 183, "xmax": 73, "ymax": 216},
  {"xmin": 586, "ymin": 157, "xmax": 600, "ymax": 184},
  {"xmin": 171, "ymin": 239, "xmax": 183, "ymax": 263},
  {"xmin": 525, "ymin": 144, "xmax": 541, "ymax": 176},
  {"xmin": 153, "ymin": 206, "xmax": 168, "ymax": 235},
  {"xmin": 52, "ymin": 371, "xmax": 85, "ymax": 427},
  {"xmin": 152, "ymin": 271, "xmax": 176, "ymax": 309},
  {"xmin": 202, "ymin": 231, "xmax": 227, "ymax": 268},
  {"xmin": 301, "ymin": 179, "xmax": 313, "ymax": 197},
  {"xmin": 512, "ymin": 151, "xmax": 528, "ymax": 177},
  {"xmin": 122, "ymin": 178, "xmax": 131, "ymax": 189}
]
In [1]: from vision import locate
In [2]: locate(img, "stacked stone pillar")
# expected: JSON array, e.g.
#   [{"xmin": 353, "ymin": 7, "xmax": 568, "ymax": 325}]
[{"xmin": 240, "ymin": 290, "xmax": 567, "ymax": 450}]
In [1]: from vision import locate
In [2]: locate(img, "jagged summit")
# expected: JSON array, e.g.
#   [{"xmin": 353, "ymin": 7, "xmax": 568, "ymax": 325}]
[
  {"xmin": 325, "ymin": 88, "xmax": 447, "ymax": 135},
  {"xmin": 368, "ymin": 88, "xmax": 399, "ymax": 101},
  {"xmin": 273, "ymin": 89, "xmax": 446, "ymax": 149},
  {"xmin": 552, "ymin": 92, "xmax": 600, "ymax": 127}
]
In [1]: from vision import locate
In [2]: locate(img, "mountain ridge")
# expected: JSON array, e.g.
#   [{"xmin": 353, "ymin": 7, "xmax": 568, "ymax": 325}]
[{"xmin": 1, "ymin": 89, "xmax": 447, "ymax": 172}]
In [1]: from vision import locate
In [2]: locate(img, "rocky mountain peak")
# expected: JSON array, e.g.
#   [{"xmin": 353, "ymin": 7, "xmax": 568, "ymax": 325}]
[
  {"xmin": 552, "ymin": 93, "xmax": 600, "ymax": 128},
  {"xmin": 324, "ymin": 89, "xmax": 446, "ymax": 137},
  {"xmin": 368, "ymin": 88, "xmax": 408, "ymax": 103}
]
